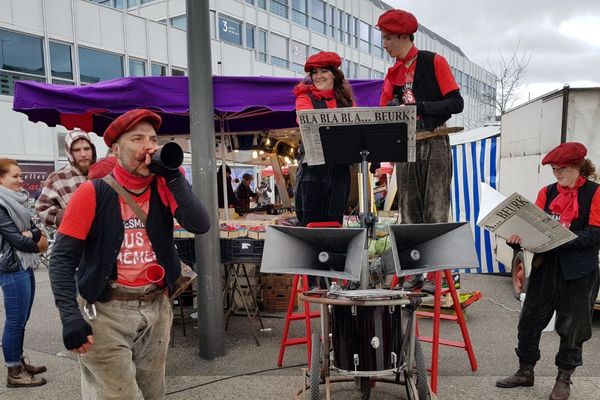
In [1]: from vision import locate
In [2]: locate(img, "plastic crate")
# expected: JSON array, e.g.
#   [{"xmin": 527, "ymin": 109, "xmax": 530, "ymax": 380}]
[
  {"xmin": 174, "ymin": 238, "xmax": 195, "ymax": 266},
  {"xmin": 220, "ymin": 238, "xmax": 265, "ymax": 264}
]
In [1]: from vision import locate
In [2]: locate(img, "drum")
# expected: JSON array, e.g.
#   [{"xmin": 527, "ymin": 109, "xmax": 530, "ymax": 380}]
[{"xmin": 329, "ymin": 289, "xmax": 403, "ymax": 374}]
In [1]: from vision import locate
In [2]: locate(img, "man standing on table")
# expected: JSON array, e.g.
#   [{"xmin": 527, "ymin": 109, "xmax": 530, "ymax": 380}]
[
  {"xmin": 48, "ymin": 109, "xmax": 210, "ymax": 399},
  {"xmin": 377, "ymin": 9, "xmax": 464, "ymax": 292}
]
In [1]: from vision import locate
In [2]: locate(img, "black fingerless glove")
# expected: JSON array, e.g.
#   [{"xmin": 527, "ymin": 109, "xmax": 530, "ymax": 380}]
[
  {"xmin": 147, "ymin": 163, "xmax": 181, "ymax": 180},
  {"xmin": 62, "ymin": 317, "xmax": 93, "ymax": 350}
]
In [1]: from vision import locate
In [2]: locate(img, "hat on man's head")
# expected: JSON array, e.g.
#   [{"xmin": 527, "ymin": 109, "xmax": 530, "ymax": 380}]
[
  {"xmin": 103, "ymin": 109, "xmax": 162, "ymax": 147},
  {"xmin": 304, "ymin": 51, "xmax": 342, "ymax": 73},
  {"xmin": 64, "ymin": 129, "xmax": 96, "ymax": 164},
  {"xmin": 542, "ymin": 142, "xmax": 587, "ymax": 166},
  {"xmin": 376, "ymin": 9, "xmax": 418, "ymax": 35}
]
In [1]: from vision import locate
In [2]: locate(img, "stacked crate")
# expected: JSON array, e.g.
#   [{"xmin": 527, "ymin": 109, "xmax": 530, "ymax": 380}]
[{"xmin": 260, "ymin": 274, "xmax": 295, "ymax": 312}]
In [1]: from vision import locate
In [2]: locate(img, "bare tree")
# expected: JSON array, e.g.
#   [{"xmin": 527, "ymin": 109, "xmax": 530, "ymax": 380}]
[{"xmin": 483, "ymin": 44, "xmax": 531, "ymax": 115}]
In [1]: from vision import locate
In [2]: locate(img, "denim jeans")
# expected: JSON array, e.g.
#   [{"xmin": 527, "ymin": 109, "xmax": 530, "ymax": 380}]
[{"xmin": 0, "ymin": 267, "xmax": 35, "ymax": 366}]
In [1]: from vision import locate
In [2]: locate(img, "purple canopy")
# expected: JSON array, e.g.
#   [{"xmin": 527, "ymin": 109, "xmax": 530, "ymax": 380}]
[{"xmin": 13, "ymin": 76, "xmax": 383, "ymax": 135}]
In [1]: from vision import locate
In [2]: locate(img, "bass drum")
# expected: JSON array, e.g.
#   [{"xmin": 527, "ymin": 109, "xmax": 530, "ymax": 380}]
[{"xmin": 329, "ymin": 289, "xmax": 403, "ymax": 373}]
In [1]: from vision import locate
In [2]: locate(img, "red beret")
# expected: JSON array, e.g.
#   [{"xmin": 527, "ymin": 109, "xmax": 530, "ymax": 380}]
[
  {"xmin": 304, "ymin": 51, "xmax": 342, "ymax": 73},
  {"xmin": 542, "ymin": 142, "xmax": 587, "ymax": 166},
  {"xmin": 103, "ymin": 109, "xmax": 162, "ymax": 147},
  {"xmin": 376, "ymin": 9, "xmax": 418, "ymax": 35}
]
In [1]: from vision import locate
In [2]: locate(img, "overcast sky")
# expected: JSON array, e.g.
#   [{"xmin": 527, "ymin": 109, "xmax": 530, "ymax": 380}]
[{"xmin": 385, "ymin": 0, "xmax": 600, "ymax": 106}]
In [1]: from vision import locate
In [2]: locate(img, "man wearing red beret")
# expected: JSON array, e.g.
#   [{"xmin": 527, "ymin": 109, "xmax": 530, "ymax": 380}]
[
  {"xmin": 377, "ymin": 9, "xmax": 464, "ymax": 292},
  {"xmin": 497, "ymin": 142, "xmax": 600, "ymax": 400},
  {"xmin": 48, "ymin": 109, "xmax": 210, "ymax": 399}
]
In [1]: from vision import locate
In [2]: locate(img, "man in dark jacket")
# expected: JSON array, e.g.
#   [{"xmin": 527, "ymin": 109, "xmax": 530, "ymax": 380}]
[
  {"xmin": 48, "ymin": 109, "xmax": 210, "ymax": 399},
  {"xmin": 235, "ymin": 173, "xmax": 257, "ymax": 211},
  {"xmin": 377, "ymin": 9, "xmax": 464, "ymax": 291}
]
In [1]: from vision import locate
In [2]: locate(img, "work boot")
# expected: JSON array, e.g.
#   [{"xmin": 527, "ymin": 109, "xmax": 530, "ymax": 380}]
[
  {"xmin": 21, "ymin": 357, "xmax": 47, "ymax": 375},
  {"xmin": 402, "ymin": 274, "xmax": 424, "ymax": 291},
  {"xmin": 6, "ymin": 365, "xmax": 47, "ymax": 388},
  {"xmin": 549, "ymin": 368, "xmax": 574, "ymax": 400},
  {"xmin": 496, "ymin": 362, "xmax": 535, "ymax": 388}
]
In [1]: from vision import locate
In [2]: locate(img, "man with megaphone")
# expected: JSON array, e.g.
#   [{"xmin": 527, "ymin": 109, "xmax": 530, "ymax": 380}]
[{"xmin": 48, "ymin": 109, "xmax": 210, "ymax": 399}]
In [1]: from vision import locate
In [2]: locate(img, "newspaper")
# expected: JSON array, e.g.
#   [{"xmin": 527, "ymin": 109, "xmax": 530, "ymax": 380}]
[
  {"xmin": 477, "ymin": 183, "xmax": 577, "ymax": 253},
  {"xmin": 296, "ymin": 106, "xmax": 416, "ymax": 166}
]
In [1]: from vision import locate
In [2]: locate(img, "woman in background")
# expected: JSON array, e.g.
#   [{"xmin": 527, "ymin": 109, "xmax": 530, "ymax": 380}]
[{"xmin": 0, "ymin": 158, "xmax": 48, "ymax": 387}]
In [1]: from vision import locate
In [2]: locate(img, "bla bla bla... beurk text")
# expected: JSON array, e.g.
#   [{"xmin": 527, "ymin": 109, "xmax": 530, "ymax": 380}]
[{"xmin": 298, "ymin": 110, "xmax": 413, "ymax": 125}]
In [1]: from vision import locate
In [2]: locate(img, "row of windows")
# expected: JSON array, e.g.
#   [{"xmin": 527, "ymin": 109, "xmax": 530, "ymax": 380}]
[
  {"xmin": 244, "ymin": 0, "xmax": 390, "ymax": 62},
  {"xmin": 0, "ymin": 28, "xmax": 185, "ymax": 95},
  {"xmin": 451, "ymin": 67, "xmax": 496, "ymax": 101},
  {"xmin": 89, "ymin": 0, "xmax": 155, "ymax": 9},
  {"xmin": 217, "ymin": 14, "xmax": 384, "ymax": 79}
]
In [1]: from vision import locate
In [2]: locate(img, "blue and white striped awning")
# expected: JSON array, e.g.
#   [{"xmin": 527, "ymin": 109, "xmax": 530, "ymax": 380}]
[{"xmin": 450, "ymin": 123, "xmax": 503, "ymax": 273}]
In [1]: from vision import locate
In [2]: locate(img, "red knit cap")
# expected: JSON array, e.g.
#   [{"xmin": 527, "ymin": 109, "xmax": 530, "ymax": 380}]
[
  {"xmin": 103, "ymin": 109, "xmax": 162, "ymax": 147},
  {"xmin": 542, "ymin": 142, "xmax": 587, "ymax": 166},
  {"xmin": 376, "ymin": 9, "xmax": 418, "ymax": 35},
  {"xmin": 304, "ymin": 51, "xmax": 342, "ymax": 73}
]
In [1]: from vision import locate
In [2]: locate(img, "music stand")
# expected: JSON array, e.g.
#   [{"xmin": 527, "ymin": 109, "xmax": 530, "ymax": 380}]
[{"xmin": 297, "ymin": 106, "xmax": 417, "ymax": 287}]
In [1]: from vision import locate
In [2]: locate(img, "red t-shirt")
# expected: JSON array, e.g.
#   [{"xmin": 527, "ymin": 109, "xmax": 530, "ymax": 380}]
[
  {"xmin": 59, "ymin": 180, "xmax": 179, "ymax": 286},
  {"xmin": 379, "ymin": 49, "xmax": 459, "ymax": 106}
]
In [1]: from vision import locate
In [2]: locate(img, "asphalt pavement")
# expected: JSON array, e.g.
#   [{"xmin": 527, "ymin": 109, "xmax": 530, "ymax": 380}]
[{"xmin": 1, "ymin": 269, "xmax": 599, "ymax": 399}]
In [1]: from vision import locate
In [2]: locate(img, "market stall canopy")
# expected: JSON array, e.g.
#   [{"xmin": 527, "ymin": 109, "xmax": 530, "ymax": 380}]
[{"xmin": 12, "ymin": 76, "xmax": 383, "ymax": 135}]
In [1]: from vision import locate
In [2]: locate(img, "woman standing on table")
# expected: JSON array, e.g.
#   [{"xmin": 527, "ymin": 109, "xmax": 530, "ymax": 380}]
[
  {"xmin": 294, "ymin": 51, "xmax": 355, "ymax": 226},
  {"xmin": 496, "ymin": 142, "xmax": 600, "ymax": 400},
  {"xmin": 0, "ymin": 158, "xmax": 48, "ymax": 388}
]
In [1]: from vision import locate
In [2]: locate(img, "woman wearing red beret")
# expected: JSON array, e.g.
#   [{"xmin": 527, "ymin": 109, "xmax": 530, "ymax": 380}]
[
  {"xmin": 293, "ymin": 51, "xmax": 355, "ymax": 227},
  {"xmin": 497, "ymin": 142, "xmax": 600, "ymax": 400}
]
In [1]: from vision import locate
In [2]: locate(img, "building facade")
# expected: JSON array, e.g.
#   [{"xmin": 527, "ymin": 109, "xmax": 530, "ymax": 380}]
[{"xmin": 1, "ymin": 0, "xmax": 496, "ymax": 172}]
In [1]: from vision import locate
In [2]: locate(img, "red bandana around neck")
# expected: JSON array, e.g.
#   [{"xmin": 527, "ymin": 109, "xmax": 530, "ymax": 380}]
[
  {"xmin": 113, "ymin": 162, "xmax": 154, "ymax": 191},
  {"xmin": 549, "ymin": 175, "xmax": 586, "ymax": 227},
  {"xmin": 386, "ymin": 45, "xmax": 419, "ymax": 87}
]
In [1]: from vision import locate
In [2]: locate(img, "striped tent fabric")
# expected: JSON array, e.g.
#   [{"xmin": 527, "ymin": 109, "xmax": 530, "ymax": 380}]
[{"xmin": 450, "ymin": 124, "xmax": 503, "ymax": 273}]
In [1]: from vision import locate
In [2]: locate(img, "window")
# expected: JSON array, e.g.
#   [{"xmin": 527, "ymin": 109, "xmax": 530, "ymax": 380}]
[
  {"xmin": 78, "ymin": 47, "xmax": 123, "ymax": 83},
  {"xmin": 372, "ymin": 28, "xmax": 383, "ymax": 58},
  {"xmin": 257, "ymin": 29, "xmax": 268, "ymax": 62},
  {"xmin": 337, "ymin": 9, "xmax": 344, "ymax": 41},
  {"xmin": 358, "ymin": 65, "xmax": 371, "ymax": 79},
  {"xmin": 129, "ymin": 58, "xmax": 146, "ymax": 76},
  {"xmin": 353, "ymin": 17, "xmax": 359, "ymax": 48},
  {"xmin": 151, "ymin": 62, "xmax": 166, "ymax": 76},
  {"xmin": 343, "ymin": 59, "xmax": 351, "ymax": 78},
  {"xmin": 292, "ymin": 0, "xmax": 308, "ymax": 26},
  {"xmin": 127, "ymin": 0, "xmax": 138, "ymax": 6},
  {"xmin": 270, "ymin": 0, "xmax": 289, "ymax": 19},
  {"xmin": 345, "ymin": 13, "xmax": 352, "ymax": 45},
  {"xmin": 219, "ymin": 15, "xmax": 243, "ymax": 46},
  {"xmin": 257, "ymin": 0, "xmax": 266, "ymax": 9},
  {"xmin": 0, "ymin": 29, "xmax": 45, "ymax": 76},
  {"xmin": 246, "ymin": 25, "xmax": 256, "ymax": 49},
  {"xmin": 328, "ymin": 6, "xmax": 336, "ymax": 38},
  {"xmin": 310, "ymin": 0, "xmax": 326, "ymax": 34},
  {"xmin": 291, "ymin": 41, "xmax": 308, "ymax": 73},
  {"xmin": 170, "ymin": 15, "xmax": 186, "ymax": 30},
  {"xmin": 270, "ymin": 33, "xmax": 288, "ymax": 68},
  {"xmin": 245, "ymin": 0, "xmax": 254, "ymax": 4},
  {"xmin": 171, "ymin": 68, "xmax": 186, "ymax": 76},
  {"xmin": 49, "ymin": 42, "xmax": 73, "ymax": 80},
  {"xmin": 372, "ymin": 70, "xmax": 384, "ymax": 79},
  {"xmin": 359, "ymin": 21, "xmax": 371, "ymax": 53}
]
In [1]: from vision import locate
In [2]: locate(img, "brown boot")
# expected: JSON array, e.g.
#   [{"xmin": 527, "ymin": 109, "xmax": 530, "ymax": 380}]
[
  {"xmin": 21, "ymin": 357, "xmax": 47, "ymax": 375},
  {"xmin": 6, "ymin": 365, "xmax": 47, "ymax": 388},
  {"xmin": 549, "ymin": 368, "xmax": 574, "ymax": 400},
  {"xmin": 496, "ymin": 362, "xmax": 535, "ymax": 388}
]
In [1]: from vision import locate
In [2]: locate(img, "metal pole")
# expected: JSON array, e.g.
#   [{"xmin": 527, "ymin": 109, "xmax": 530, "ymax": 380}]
[{"xmin": 186, "ymin": 0, "xmax": 225, "ymax": 359}]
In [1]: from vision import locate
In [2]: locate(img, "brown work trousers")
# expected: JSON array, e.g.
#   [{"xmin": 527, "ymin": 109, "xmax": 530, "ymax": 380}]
[
  {"xmin": 78, "ymin": 287, "xmax": 173, "ymax": 400},
  {"xmin": 395, "ymin": 135, "xmax": 452, "ymax": 224}
]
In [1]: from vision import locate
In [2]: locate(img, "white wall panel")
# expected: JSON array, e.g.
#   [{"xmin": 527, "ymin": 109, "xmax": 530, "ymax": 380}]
[
  {"xmin": 76, "ymin": 0, "xmax": 102, "ymax": 46},
  {"xmin": 168, "ymin": 28, "xmax": 187, "ymax": 68},
  {"xmin": 125, "ymin": 15, "xmax": 147, "ymax": 57},
  {"xmin": 45, "ymin": 0, "xmax": 74, "ymax": 40},
  {"xmin": 0, "ymin": 0, "xmax": 13, "ymax": 25},
  {"xmin": 12, "ymin": 0, "xmax": 43, "ymax": 33},
  {"xmin": 290, "ymin": 25, "xmax": 309, "ymax": 43},
  {"xmin": 219, "ymin": 0, "xmax": 243, "ymax": 18},
  {"xmin": 99, "ymin": 6, "xmax": 124, "ymax": 51},
  {"xmin": 147, "ymin": 22, "xmax": 168, "ymax": 62}
]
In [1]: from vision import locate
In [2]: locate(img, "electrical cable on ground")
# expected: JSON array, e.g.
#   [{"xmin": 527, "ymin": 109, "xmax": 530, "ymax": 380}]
[
  {"xmin": 165, "ymin": 363, "xmax": 307, "ymax": 396},
  {"xmin": 460, "ymin": 284, "xmax": 522, "ymax": 314}
]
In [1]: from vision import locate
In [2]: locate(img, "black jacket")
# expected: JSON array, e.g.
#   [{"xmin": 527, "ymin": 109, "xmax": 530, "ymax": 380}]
[
  {"xmin": 49, "ymin": 173, "xmax": 210, "ymax": 324},
  {"xmin": 0, "ymin": 205, "xmax": 41, "ymax": 272}
]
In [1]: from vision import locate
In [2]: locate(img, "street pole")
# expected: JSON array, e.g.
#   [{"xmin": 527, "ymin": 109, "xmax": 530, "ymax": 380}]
[{"xmin": 186, "ymin": 0, "xmax": 225, "ymax": 359}]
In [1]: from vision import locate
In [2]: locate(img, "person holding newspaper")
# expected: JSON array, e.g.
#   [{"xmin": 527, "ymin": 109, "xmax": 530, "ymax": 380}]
[{"xmin": 496, "ymin": 142, "xmax": 600, "ymax": 400}]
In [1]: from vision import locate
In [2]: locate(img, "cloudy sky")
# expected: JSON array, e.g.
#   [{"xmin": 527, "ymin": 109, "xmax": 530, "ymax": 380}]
[{"xmin": 385, "ymin": 0, "xmax": 600, "ymax": 106}]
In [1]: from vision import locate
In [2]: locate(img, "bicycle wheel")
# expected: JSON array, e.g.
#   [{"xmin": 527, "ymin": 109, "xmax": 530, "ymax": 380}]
[
  {"xmin": 414, "ymin": 340, "xmax": 430, "ymax": 400},
  {"xmin": 309, "ymin": 333, "xmax": 321, "ymax": 400}
]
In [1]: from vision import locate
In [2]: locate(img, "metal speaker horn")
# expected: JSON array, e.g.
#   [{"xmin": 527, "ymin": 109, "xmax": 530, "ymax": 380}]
[
  {"xmin": 151, "ymin": 142, "xmax": 183, "ymax": 170},
  {"xmin": 260, "ymin": 226, "xmax": 367, "ymax": 281},
  {"xmin": 381, "ymin": 222, "xmax": 479, "ymax": 276}
]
